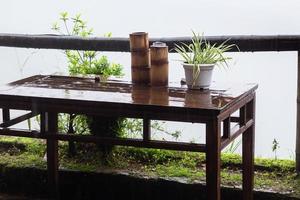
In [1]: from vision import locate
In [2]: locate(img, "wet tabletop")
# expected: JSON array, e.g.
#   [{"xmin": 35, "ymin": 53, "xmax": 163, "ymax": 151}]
[{"xmin": 0, "ymin": 75, "xmax": 258, "ymax": 111}]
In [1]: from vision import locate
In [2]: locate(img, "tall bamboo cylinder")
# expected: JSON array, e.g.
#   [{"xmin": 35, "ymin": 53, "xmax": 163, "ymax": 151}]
[
  {"xmin": 130, "ymin": 32, "xmax": 150, "ymax": 85},
  {"xmin": 150, "ymin": 42, "xmax": 169, "ymax": 86}
]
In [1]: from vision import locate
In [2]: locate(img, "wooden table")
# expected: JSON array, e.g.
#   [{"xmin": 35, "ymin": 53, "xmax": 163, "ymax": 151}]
[{"xmin": 0, "ymin": 75, "xmax": 257, "ymax": 200}]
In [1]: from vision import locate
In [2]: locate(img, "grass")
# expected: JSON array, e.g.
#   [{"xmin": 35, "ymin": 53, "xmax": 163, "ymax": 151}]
[{"xmin": 0, "ymin": 136, "xmax": 299, "ymax": 197}]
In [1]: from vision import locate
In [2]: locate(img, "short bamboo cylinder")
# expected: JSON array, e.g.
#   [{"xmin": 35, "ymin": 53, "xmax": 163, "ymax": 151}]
[
  {"xmin": 129, "ymin": 32, "xmax": 149, "ymax": 50},
  {"xmin": 150, "ymin": 42, "xmax": 169, "ymax": 86},
  {"xmin": 130, "ymin": 32, "xmax": 150, "ymax": 85}
]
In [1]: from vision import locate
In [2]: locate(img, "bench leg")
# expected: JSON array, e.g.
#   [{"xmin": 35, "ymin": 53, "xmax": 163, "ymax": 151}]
[
  {"xmin": 42, "ymin": 112, "xmax": 59, "ymax": 198},
  {"xmin": 206, "ymin": 119, "xmax": 221, "ymax": 200}
]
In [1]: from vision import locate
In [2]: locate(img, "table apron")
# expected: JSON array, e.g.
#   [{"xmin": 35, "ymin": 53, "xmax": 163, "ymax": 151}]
[{"xmin": 0, "ymin": 99, "xmax": 218, "ymax": 123}]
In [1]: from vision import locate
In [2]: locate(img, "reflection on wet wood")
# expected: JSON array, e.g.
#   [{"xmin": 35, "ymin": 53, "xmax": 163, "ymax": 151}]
[{"xmin": 3, "ymin": 75, "xmax": 258, "ymax": 112}]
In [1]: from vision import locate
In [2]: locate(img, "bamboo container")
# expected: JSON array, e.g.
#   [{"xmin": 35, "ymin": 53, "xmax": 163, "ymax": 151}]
[
  {"xmin": 130, "ymin": 32, "xmax": 150, "ymax": 85},
  {"xmin": 150, "ymin": 42, "xmax": 169, "ymax": 86}
]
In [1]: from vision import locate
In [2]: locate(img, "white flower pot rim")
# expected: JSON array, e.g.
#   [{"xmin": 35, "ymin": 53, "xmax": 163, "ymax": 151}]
[
  {"xmin": 182, "ymin": 63, "xmax": 215, "ymax": 89},
  {"xmin": 182, "ymin": 63, "xmax": 215, "ymax": 67}
]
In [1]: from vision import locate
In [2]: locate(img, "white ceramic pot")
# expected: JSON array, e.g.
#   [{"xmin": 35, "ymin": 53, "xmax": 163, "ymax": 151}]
[{"xmin": 182, "ymin": 63, "xmax": 215, "ymax": 89}]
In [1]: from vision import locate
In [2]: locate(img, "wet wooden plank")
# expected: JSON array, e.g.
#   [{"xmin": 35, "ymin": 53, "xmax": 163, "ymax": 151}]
[{"xmin": 1, "ymin": 75, "xmax": 258, "ymax": 112}]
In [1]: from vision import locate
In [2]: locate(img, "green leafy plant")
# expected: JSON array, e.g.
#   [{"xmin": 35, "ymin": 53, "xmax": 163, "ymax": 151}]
[
  {"xmin": 174, "ymin": 31, "xmax": 235, "ymax": 66},
  {"xmin": 52, "ymin": 12, "xmax": 123, "ymax": 78},
  {"xmin": 119, "ymin": 119, "xmax": 182, "ymax": 141},
  {"xmin": 174, "ymin": 31, "xmax": 236, "ymax": 86},
  {"xmin": 272, "ymin": 139, "xmax": 280, "ymax": 160},
  {"xmin": 52, "ymin": 12, "xmax": 125, "ymax": 156},
  {"xmin": 224, "ymin": 139, "xmax": 242, "ymax": 154}
]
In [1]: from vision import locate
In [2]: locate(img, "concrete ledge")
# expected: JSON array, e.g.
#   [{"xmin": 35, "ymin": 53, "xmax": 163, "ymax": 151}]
[{"xmin": 0, "ymin": 166, "xmax": 298, "ymax": 200}]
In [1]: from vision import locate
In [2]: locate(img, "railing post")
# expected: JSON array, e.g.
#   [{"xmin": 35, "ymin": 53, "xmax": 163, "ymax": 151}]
[{"xmin": 296, "ymin": 51, "xmax": 300, "ymax": 173}]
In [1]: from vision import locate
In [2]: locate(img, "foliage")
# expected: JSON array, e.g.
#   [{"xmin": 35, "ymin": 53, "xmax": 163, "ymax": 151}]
[
  {"xmin": 0, "ymin": 137, "xmax": 298, "ymax": 196},
  {"xmin": 151, "ymin": 121, "xmax": 181, "ymax": 140},
  {"xmin": 118, "ymin": 119, "xmax": 142, "ymax": 138},
  {"xmin": 119, "ymin": 119, "xmax": 181, "ymax": 140},
  {"xmin": 272, "ymin": 138, "xmax": 280, "ymax": 160},
  {"xmin": 255, "ymin": 157, "xmax": 294, "ymax": 172},
  {"xmin": 58, "ymin": 113, "xmax": 90, "ymax": 135},
  {"xmin": 224, "ymin": 139, "xmax": 241, "ymax": 154},
  {"xmin": 52, "ymin": 12, "xmax": 123, "ymax": 77},
  {"xmin": 174, "ymin": 31, "xmax": 235, "ymax": 66},
  {"xmin": 115, "ymin": 146, "xmax": 186, "ymax": 164},
  {"xmin": 174, "ymin": 31, "xmax": 236, "ymax": 86}
]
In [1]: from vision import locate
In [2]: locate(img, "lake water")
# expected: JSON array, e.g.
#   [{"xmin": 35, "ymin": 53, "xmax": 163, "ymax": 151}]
[{"xmin": 1, "ymin": 0, "xmax": 299, "ymax": 159}]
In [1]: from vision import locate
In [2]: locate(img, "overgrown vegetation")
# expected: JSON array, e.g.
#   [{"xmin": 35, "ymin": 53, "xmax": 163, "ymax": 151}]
[
  {"xmin": 0, "ymin": 137, "xmax": 298, "ymax": 197},
  {"xmin": 52, "ymin": 12, "xmax": 123, "ymax": 77}
]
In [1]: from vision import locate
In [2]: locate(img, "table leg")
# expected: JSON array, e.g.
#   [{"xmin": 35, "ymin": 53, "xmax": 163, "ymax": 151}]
[
  {"xmin": 42, "ymin": 112, "xmax": 59, "ymax": 198},
  {"xmin": 206, "ymin": 119, "xmax": 221, "ymax": 200},
  {"xmin": 143, "ymin": 118, "xmax": 151, "ymax": 141},
  {"xmin": 242, "ymin": 98, "xmax": 255, "ymax": 200}
]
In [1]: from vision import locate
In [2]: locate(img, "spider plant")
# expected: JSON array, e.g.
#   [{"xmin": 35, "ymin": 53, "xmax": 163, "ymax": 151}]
[{"xmin": 174, "ymin": 31, "xmax": 236, "ymax": 88}]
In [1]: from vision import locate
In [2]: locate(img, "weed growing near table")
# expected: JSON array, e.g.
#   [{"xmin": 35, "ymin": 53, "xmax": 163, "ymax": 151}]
[{"xmin": 272, "ymin": 138, "xmax": 280, "ymax": 160}]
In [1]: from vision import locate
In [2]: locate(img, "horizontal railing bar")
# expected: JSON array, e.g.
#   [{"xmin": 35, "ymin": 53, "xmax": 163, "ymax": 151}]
[
  {"xmin": 221, "ymin": 119, "xmax": 254, "ymax": 150},
  {"xmin": 1, "ymin": 33, "xmax": 300, "ymax": 52},
  {"xmin": 0, "ymin": 112, "xmax": 39, "ymax": 128},
  {"xmin": 0, "ymin": 127, "xmax": 206, "ymax": 152}
]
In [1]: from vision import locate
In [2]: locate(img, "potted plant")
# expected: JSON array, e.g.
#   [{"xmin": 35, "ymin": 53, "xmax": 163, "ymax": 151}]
[{"xmin": 174, "ymin": 31, "xmax": 235, "ymax": 89}]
